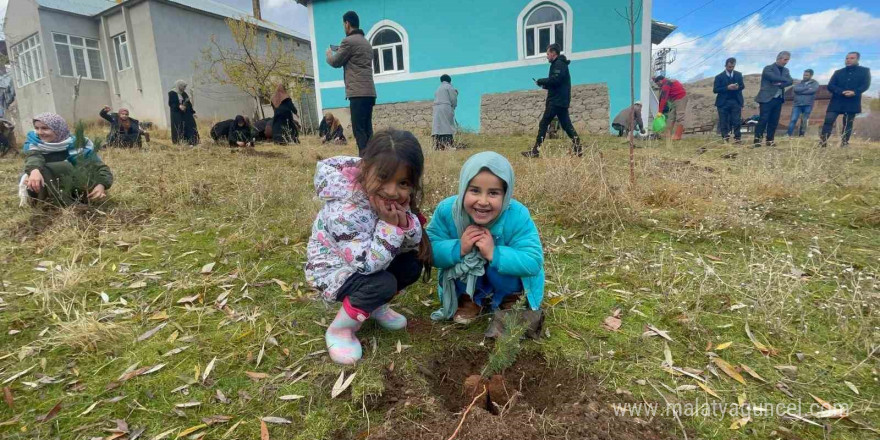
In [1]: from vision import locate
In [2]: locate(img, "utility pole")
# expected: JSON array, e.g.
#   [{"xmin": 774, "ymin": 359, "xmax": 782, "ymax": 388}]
[
  {"xmin": 652, "ymin": 47, "xmax": 676, "ymax": 78},
  {"xmin": 252, "ymin": 0, "xmax": 262, "ymax": 20}
]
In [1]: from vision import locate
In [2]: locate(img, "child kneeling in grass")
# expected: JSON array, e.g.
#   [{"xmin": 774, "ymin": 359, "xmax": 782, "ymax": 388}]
[
  {"xmin": 305, "ymin": 129, "xmax": 432, "ymax": 365},
  {"xmin": 427, "ymin": 152, "xmax": 544, "ymax": 324},
  {"xmin": 19, "ymin": 113, "xmax": 113, "ymax": 207}
]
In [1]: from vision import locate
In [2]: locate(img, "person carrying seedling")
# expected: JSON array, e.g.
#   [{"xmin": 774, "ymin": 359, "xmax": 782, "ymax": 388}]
[{"xmin": 19, "ymin": 113, "xmax": 113, "ymax": 207}]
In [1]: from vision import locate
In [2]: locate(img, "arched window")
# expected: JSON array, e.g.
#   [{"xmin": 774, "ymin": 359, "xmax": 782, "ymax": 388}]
[
  {"xmin": 523, "ymin": 4, "xmax": 566, "ymax": 58},
  {"xmin": 371, "ymin": 28, "xmax": 405, "ymax": 75}
]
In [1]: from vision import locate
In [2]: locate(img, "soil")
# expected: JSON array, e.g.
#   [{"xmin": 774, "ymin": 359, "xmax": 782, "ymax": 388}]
[{"xmin": 355, "ymin": 348, "xmax": 684, "ymax": 440}]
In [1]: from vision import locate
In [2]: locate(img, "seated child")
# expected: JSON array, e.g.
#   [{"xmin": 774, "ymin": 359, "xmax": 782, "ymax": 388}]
[
  {"xmin": 19, "ymin": 113, "xmax": 113, "ymax": 207},
  {"xmin": 427, "ymin": 151, "xmax": 544, "ymax": 324},
  {"xmin": 305, "ymin": 128, "xmax": 432, "ymax": 365}
]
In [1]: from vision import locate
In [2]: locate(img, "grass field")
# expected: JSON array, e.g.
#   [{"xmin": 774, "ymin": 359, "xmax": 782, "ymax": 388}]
[{"xmin": 0, "ymin": 128, "xmax": 878, "ymax": 440}]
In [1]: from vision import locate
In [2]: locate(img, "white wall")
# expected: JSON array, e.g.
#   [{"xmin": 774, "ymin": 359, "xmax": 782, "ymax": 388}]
[{"xmin": 3, "ymin": 0, "xmax": 54, "ymax": 132}]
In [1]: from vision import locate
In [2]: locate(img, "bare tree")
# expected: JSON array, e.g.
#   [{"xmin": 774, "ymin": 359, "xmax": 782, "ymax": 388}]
[
  {"xmin": 198, "ymin": 18, "xmax": 307, "ymax": 119},
  {"xmin": 617, "ymin": 1, "xmax": 642, "ymax": 185}
]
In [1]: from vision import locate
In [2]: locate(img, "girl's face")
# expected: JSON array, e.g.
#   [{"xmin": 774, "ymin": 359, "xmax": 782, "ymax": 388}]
[
  {"xmin": 364, "ymin": 164, "xmax": 413, "ymax": 207},
  {"xmin": 34, "ymin": 120, "xmax": 57, "ymax": 143},
  {"xmin": 463, "ymin": 170, "xmax": 505, "ymax": 225}
]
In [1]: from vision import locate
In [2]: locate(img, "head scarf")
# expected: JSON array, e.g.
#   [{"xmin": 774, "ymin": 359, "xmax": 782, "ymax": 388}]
[
  {"xmin": 33, "ymin": 112, "xmax": 70, "ymax": 142},
  {"xmin": 271, "ymin": 83, "xmax": 290, "ymax": 109},
  {"xmin": 234, "ymin": 115, "xmax": 247, "ymax": 126},
  {"xmin": 452, "ymin": 151, "xmax": 514, "ymax": 235},
  {"xmin": 174, "ymin": 80, "xmax": 187, "ymax": 92}
]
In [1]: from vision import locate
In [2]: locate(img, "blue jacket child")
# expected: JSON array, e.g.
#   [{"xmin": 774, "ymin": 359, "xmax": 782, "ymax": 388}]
[{"xmin": 427, "ymin": 152, "xmax": 544, "ymax": 324}]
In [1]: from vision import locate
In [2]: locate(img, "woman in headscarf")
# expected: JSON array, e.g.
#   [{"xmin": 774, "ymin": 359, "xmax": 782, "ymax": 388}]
[
  {"xmin": 100, "ymin": 106, "xmax": 149, "ymax": 148},
  {"xmin": 320, "ymin": 112, "xmax": 346, "ymax": 145},
  {"xmin": 227, "ymin": 115, "xmax": 255, "ymax": 147},
  {"xmin": 168, "ymin": 80, "xmax": 199, "ymax": 145},
  {"xmin": 270, "ymin": 83, "xmax": 299, "ymax": 145},
  {"xmin": 19, "ymin": 112, "xmax": 113, "ymax": 206},
  {"xmin": 432, "ymin": 74, "xmax": 458, "ymax": 150}
]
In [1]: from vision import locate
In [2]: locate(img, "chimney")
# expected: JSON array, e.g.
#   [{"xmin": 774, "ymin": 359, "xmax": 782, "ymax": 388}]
[{"xmin": 252, "ymin": 0, "xmax": 262, "ymax": 20}]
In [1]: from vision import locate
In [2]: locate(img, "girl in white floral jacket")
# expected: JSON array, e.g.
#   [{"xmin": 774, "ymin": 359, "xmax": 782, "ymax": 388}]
[{"xmin": 306, "ymin": 129, "xmax": 432, "ymax": 364}]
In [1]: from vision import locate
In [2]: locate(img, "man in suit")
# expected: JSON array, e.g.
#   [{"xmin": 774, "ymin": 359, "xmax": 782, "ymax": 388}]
[
  {"xmin": 820, "ymin": 52, "xmax": 871, "ymax": 147},
  {"xmin": 713, "ymin": 57, "xmax": 745, "ymax": 143},
  {"xmin": 787, "ymin": 69, "xmax": 819, "ymax": 137},
  {"xmin": 753, "ymin": 51, "xmax": 793, "ymax": 147}
]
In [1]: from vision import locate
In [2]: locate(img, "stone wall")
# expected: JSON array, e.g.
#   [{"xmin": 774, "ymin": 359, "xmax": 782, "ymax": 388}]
[
  {"xmin": 480, "ymin": 84, "xmax": 610, "ymax": 135},
  {"xmin": 325, "ymin": 100, "xmax": 434, "ymax": 136}
]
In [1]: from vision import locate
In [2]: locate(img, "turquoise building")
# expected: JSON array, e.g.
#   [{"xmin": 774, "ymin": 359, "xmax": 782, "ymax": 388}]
[{"xmin": 297, "ymin": 0, "xmax": 674, "ymax": 132}]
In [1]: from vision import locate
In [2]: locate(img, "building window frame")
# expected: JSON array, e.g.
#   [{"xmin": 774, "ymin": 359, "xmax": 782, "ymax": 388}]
[
  {"xmin": 517, "ymin": 0, "xmax": 574, "ymax": 60},
  {"xmin": 11, "ymin": 34, "xmax": 45, "ymax": 87},
  {"xmin": 113, "ymin": 33, "xmax": 132, "ymax": 72},
  {"xmin": 365, "ymin": 20, "xmax": 409, "ymax": 77},
  {"xmin": 52, "ymin": 32, "xmax": 106, "ymax": 81}
]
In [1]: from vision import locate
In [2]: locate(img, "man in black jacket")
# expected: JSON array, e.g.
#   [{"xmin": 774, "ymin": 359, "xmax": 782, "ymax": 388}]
[
  {"xmin": 820, "ymin": 52, "xmax": 871, "ymax": 147},
  {"xmin": 522, "ymin": 44, "xmax": 582, "ymax": 158},
  {"xmin": 713, "ymin": 57, "xmax": 745, "ymax": 143}
]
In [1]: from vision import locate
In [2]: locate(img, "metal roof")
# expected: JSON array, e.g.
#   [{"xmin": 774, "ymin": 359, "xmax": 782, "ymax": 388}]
[
  {"xmin": 651, "ymin": 20, "xmax": 677, "ymax": 45},
  {"xmin": 36, "ymin": 0, "xmax": 307, "ymax": 41}
]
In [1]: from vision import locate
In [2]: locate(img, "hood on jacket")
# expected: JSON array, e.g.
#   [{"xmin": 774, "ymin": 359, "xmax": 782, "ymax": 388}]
[
  {"xmin": 314, "ymin": 156, "xmax": 362, "ymax": 202},
  {"xmin": 452, "ymin": 151, "xmax": 515, "ymax": 235},
  {"xmin": 553, "ymin": 55, "xmax": 570, "ymax": 65}
]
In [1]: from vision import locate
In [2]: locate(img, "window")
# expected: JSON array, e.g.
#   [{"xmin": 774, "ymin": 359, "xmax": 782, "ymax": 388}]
[
  {"xmin": 524, "ymin": 4, "xmax": 565, "ymax": 58},
  {"xmin": 11, "ymin": 34, "xmax": 45, "ymax": 87},
  {"xmin": 113, "ymin": 33, "xmax": 131, "ymax": 71},
  {"xmin": 370, "ymin": 28, "xmax": 404, "ymax": 75},
  {"xmin": 53, "ymin": 33, "xmax": 105, "ymax": 80}
]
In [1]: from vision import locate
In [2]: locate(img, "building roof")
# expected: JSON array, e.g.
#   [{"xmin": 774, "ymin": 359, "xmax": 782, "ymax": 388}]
[
  {"xmin": 651, "ymin": 20, "xmax": 676, "ymax": 45},
  {"xmin": 36, "ymin": 0, "xmax": 308, "ymax": 42}
]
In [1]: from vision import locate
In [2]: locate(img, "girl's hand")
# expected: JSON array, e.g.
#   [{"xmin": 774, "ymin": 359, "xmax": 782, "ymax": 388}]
[
  {"xmin": 475, "ymin": 229, "xmax": 495, "ymax": 262},
  {"xmin": 460, "ymin": 225, "xmax": 484, "ymax": 256},
  {"xmin": 27, "ymin": 169, "xmax": 44, "ymax": 193},
  {"xmin": 88, "ymin": 184, "xmax": 106, "ymax": 201},
  {"xmin": 370, "ymin": 195, "xmax": 398, "ymax": 226},
  {"xmin": 392, "ymin": 203, "xmax": 409, "ymax": 229}
]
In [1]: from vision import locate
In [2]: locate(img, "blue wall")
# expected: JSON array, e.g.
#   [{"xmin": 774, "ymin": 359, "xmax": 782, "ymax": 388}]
[{"xmin": 312, "ymin": 0, "xmax": 646, "ymax": 130}]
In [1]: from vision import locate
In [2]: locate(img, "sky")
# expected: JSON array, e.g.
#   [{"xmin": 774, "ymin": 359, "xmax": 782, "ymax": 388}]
[{"xmin": 1, "ymin": 0, "xmax": 876, "ymax": 93}]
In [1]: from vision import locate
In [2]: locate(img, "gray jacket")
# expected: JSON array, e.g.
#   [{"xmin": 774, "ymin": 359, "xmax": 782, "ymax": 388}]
[
  {"xmin": 755, "ymin": 63, "xmax": 793, "ymax": 103},
  {"xmin": 792, "ymin": 79, "xmax": 819, "ymax": 106},
  {"xmin": 327, "ymin": 29, "xmax": 376, "ymax": 99}
]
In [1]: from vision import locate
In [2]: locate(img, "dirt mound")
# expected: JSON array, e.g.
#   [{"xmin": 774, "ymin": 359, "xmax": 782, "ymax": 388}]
[{"xmin": 361, "ymin": 348, "xmax": 682, "ymax": 440}]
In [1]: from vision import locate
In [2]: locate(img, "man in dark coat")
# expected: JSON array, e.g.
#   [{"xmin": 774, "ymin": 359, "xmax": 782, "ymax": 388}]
[
  {"xmin": 522, "ymin": 43, "xmax": 581, "ymax": 158},
  {"xmin": 820, "ymin": 52, "xmax": 871, "ymax": 147},
  {"xmin": 713, "ymin": 57, "xmax": 745, "ymax": 143},
  {"xmin": 326, "ymin": 11, "xmax": 376, "ymax": 156},
  {"xmin": 753, "ymin": 51, "xmax": 793, "ymax": 147}
]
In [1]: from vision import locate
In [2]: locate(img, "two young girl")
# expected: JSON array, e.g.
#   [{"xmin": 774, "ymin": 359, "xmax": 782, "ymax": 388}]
[{"xmin": 306, "ymin": 130, "xmax": 544, "ymax": 365}]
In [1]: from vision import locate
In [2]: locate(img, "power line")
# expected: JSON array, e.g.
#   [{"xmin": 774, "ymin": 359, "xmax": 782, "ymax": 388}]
[
  {"xmin": 662, "ymin": 0, "xmax": 782, "ymax": 48},
  {"xmin": 671, "ymin": 0, "xmax": 717, "ymax": 22}
]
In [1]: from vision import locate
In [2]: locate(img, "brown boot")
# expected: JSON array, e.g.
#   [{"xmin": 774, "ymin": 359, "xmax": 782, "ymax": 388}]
[{"xmin": 454, "ymin": 295, "xmax": 482, "ymax": 325}]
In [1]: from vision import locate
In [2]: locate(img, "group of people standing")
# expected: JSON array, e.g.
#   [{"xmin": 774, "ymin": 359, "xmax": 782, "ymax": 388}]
[{"xmin": 711, "ymin": 51, "xmax": 870, "ymax": 147}]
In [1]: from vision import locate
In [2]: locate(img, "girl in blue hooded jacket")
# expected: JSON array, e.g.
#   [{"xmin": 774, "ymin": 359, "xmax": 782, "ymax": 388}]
[{"xmin": 427, "ymin": 152, "xmax": 544, "ymax": 324}]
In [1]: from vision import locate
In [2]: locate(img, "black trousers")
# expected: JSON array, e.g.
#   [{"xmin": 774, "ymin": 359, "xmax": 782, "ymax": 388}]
[
  {"xmin": 349, "ymin": 97, "xmax": 375, "ymax": 157},
  {"xmin": 754, "ymin": 97, "xmax": 783, "ymax": 143},
  {"xmin": 821, "ymin": 112, "xmax": 856, "ymax": 144},
  {"xmin": 536, "ymin": 104, "xmax": 579, "ymax": 145},
  {"xmin": 337, "ymin": 251, "xmax": 422, "ymax": 313},
  {"xmin": 717, "ymin": 103, "xmax": 742, "ymax": 141}
]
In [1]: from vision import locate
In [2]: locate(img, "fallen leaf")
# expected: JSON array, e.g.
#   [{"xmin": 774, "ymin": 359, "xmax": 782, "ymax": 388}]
[
  {"xmin": 222, "ymin": 420, "xmax": 243, "ymax": 439},
  {"xmin": 175, "ymin": 401, "xmax": 201, "ymax": 408},
  {"xmin": 663, "ymin": 342, "xmax": 673, "ymax": 367},
  {"xmin": 200, "ymin": 262, "xmax": 215, "ymax": 274},
  {"xmin": 215, "ymin": 389, "xmax": 229, "ymax": 404},
  {"xmin": 809, "ymin": 393, "xmax": 833, "ymax": 410},
  {"xmin": 712, "ymin": 357, "xmax": 746, "ymax": 385},
  {"xmin": 137, "ymin": 322, "xmax": 168, "ymax": 342},
  {"xmin": 152, "ymin": 428, "xmax": 176, "ymax": 440},
  {"xmin": 774, "ymin": 365, "xmax": 797, "ymax": 379},
  {"xmin": 161, "ymin": 346, "xmax": 190, "ymax": 358},
  {"xmin": 245, "ymin": 371, "xmax": 268, "ymax": 380},
  {"xmin": 2, "ymin": 365, "xmax": 36, "ymax": 385},
  {"xmin": 143, "ymin": 363, "xmax": 166, "ymax": 375},
  {"xmin": 715, "ymin": 342, "xmax": 732, "ymax": 351},
  {"xmin": 261, "ymin": 416, "xmax": 292, "ymax": 424},
  {"xmin": 78, "ymin": 400, "xmax": 99, "ymax": 417},
  {"xmin": 100, "ymin": 292, "xmax": 110, "ymax": 303},
  {"xmin": 272, "ymin": 279, "xmax": 291, "ymax": 292},
  {"xmin": 331, "ymin": 371, "xmax": 356, "ymax": 398},
  {"xmin": 729, "ymin": 415, "xmax": 750, "ymax": 429},
  {"xmin": 278, "ymin": 395, "xmax": 304, "ymax": 401},
  {"xmin": 129, "ymin": 281, "xmax": 147, "ymax": 289},
  {"xmin": 38, "ymin": 401, "xmax": 62, "ymax": 423},
  {"xmin": 260, "ymin": 419, "xmax": 269, "ymax": 440},
  {"xmin": 705, "ymin": 254, "xmax": 723, "ymax": 262},
  {"xmin": 176, "ymin": 294, "xmax": 200, "ymax": 304},
  {"xmin": 844, "ymin": 381, "xmax": 859, "ymax": 395},
  {"xmin": 3, "ymin": 387, "xmax": 12, "ymax": 408},
  {"xmin": 812, "ymin": 408, "xmax": 847, "ymax": 419},
  {"xmin": 776, "ymin": 382, "xmax": 794, "ymax": 397},
  {"xmin": 149, "ymin": 311, "xmax": 169, "ymax": 321},
  {"xmin": 176, "ymin": 423, "xmax": 207, "ymax": 438},
  {"xmin": 697, "ymin": 382, "xmax": 720, "ymax": 399},
  {"xmin": 737, "ymin": 392, "xmax": 747, "ymax": 406},
  {"xmin": 739, "ymin": 364, "xmax": 766, "ymax": 382},
  {"xmin": 645, "ymin": 324, "xmax": 673, "ymax": 341},
  {"xmin": 202, "ymin": 357, "xmax": 217, "ymax": 382},
  {"xmin": 166, "ymin": 330, "xmax": 179, "ymax": 344},
  {"xmin": 675, "ymin": 385, "xmax": 697, "ymax": 391},
  {"xmin": 745, "ymin": 322, "xmax": 777, "ymax": 356}
]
